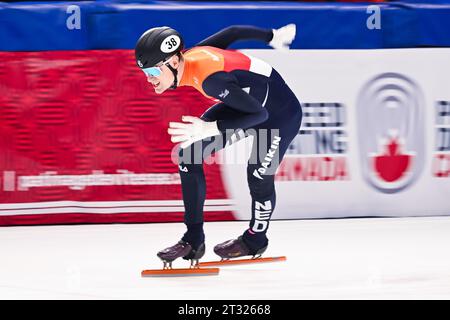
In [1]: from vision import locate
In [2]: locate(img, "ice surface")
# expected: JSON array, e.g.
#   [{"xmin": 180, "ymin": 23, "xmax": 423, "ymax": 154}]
[{"xmin": 1, "ymin": 217, "xmax": 450, "ymax": 299}]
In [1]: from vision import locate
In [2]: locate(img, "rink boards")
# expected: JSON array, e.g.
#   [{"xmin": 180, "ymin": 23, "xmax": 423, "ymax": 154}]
[{"xmin": 0, "ymin": 48, "xmax": 449, "ymax": 225}]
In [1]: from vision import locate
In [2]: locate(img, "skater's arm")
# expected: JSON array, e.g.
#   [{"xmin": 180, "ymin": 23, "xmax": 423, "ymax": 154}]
[
  {"xmin": 167, "ymin": 72, "xmax": 267, "ymax": 149},
  {"xmin": 195, "ymin": 25, "xmax": 273, "ymax": 49},
  {"xmin": 202, "ymin": 71, "xmax": 268, "ymax": 131},
  {"xmin": 196, "ymin": 24, "xmax": 296, "ymax": 50}
]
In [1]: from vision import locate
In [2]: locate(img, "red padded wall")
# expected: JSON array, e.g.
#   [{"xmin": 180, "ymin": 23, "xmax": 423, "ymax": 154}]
[{"xmin": 0, "ymin": 50, "xmax": 234, "ymax": 225}]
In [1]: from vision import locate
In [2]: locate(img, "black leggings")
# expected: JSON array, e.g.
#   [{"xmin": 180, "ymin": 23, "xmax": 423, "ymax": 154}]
[{"xmin": 178, "ymin": 98, "xmax": 302, "ymax": 250}]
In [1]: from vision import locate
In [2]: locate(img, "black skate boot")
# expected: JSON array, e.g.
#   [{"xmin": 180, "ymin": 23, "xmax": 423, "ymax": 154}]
[
  {"xmin": 214, "ymin": 236, "xmax": 267, "ymax": 260},
  {"xmin": 157, "ymin": 241, "xmax": 205, "ymax": 269}
]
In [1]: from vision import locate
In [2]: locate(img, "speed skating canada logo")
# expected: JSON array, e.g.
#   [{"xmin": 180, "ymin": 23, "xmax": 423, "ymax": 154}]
[{"xmin": 357, "ymin": 73, "xmax": 425, "ymax": 193}]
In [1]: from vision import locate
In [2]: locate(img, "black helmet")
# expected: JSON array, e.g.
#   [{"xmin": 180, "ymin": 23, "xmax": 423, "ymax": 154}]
[{"xmin": 135, "ymin": 26, "xmax": 184, "ymax": 69}]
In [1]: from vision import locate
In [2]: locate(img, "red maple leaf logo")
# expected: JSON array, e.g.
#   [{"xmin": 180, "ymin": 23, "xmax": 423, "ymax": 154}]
[{"xmin": 372, "ymin": 136, "xmax": 413, "ymax": 183}]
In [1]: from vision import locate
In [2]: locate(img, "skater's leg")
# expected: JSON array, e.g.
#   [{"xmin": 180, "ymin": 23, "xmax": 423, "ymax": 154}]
[
  {"xmin": 178, "ymin": 103, "xmax": 250, "ymax": 249},
  {"xmin": 178, "ymin": 138, "xmax": 219, "ymax": 249},
  {"xmin": 242, "ymin": 100, "xmax": 302, "ymax": 252},
  {"xmin": 214, "ymin": 99, "xmax": 302, "ymax": 258},
  {"xmin": 157, "ymin": 138, "xmax": 223, "ymax": 263},
  {"xmin": 213, "ymin": 130, "xmax": 290, "ymax": 258},
  {"xmin": 241, "ymin": 131, "xmax": 278, "ymax": 252}
]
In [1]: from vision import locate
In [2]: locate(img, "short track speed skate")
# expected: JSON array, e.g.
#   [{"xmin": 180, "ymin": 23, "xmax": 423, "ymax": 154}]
[
  {"xmin": 141, "ymin": 241, "xmax": 219, "ymax": 277},
  {"xmin": 198, "ymin": 236, "xmax": 287, "ymax": 267}
]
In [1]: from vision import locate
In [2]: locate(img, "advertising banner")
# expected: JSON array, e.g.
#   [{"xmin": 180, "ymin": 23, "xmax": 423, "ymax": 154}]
[
  {"xmin": 1, "ymin": 48, "xmax": 449, "ymax": 225},
  {"xmin": 0, "ymin": 50, "xmax": 232, "ymax": 225},
  {"xmin": 227, "ymin": 49, "xmax": 450, "ymax": 219}
]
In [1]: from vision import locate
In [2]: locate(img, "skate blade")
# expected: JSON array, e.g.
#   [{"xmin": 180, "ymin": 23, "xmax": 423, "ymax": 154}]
[
  {"xmin": 198, "ymin": 256, "xmax": 287, "ymax": 267},
  {"xmin": 141, "ymin": 267, "xmax": 220, "ymax": 277}
]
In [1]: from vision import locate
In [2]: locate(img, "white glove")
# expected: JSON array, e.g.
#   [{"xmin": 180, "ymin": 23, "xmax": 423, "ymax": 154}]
[
  {"xmin": 269, "ymin": 24, "xmax": 296, "ymax": 51},
  {"xmin": 168, "ymin": 116, "xmax": 221, "ymax": 149}
]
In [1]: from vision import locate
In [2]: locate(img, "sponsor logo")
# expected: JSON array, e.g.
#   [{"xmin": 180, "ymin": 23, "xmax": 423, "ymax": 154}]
[
  {"xmin": 253, "ymin": 136, "xmax": 281, "ymax": 180},
  {"xmin": 137, "ymin": 60, "xmax": 143, "ymax": 68},
  {"xmin": 2, "ymin": 170, "xmax": 181, "ymax": 191},
  {"xmin": 276, "ymin": 102, "xmax": 349, "ymax": 181},
  {"xmin": 242, "ymin": 87, "xmax": 250, "ymax": 94},
  {"xmin": 251, "ymin": 200, "xmax": 272, "ymax": 233},
  {"xmin": 218, "ymin": 89, "xmax": 229, "ymax": 99},
  {"xmin": 179, "ymin": 165, "xmax": 188, "ymax": 173},
  {"xmin": 432, "ymin": 101, "xmax": 450, "ymax": 177},
  {"xmin": 356, "ymin": 73, "xmax": 425, "ymax": 193}
]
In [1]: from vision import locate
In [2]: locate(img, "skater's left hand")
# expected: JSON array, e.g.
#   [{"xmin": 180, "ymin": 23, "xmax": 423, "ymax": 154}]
[{"xmin": 168, "ymin": 116, "xmax": 221, "ymax": 149}]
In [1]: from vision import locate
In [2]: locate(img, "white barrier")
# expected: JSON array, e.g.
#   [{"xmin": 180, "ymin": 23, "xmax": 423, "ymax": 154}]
[{"xmin": 222, "ymin": 49, "xmax": 450, "ymax": 219}]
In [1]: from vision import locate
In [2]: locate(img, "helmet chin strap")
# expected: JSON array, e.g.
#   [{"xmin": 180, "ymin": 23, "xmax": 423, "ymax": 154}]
[{"xmin": 167, "ymin": 64, "xmax": 178, "ymax": 90}]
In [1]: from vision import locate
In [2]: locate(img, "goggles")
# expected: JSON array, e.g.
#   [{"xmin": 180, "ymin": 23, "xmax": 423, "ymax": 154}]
[{"xmin": 141, "ymin": 56, "xmax": 173, "ymax": 77}]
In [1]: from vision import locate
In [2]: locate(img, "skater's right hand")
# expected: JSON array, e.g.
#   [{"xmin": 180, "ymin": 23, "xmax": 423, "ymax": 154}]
[
  {"xmin": 269, "ymin": 24, "xmax": 296, "ymax": 51},
  {"xmin": 168, "ymin": 116, "xmax": 221, "ymax": 149}
]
